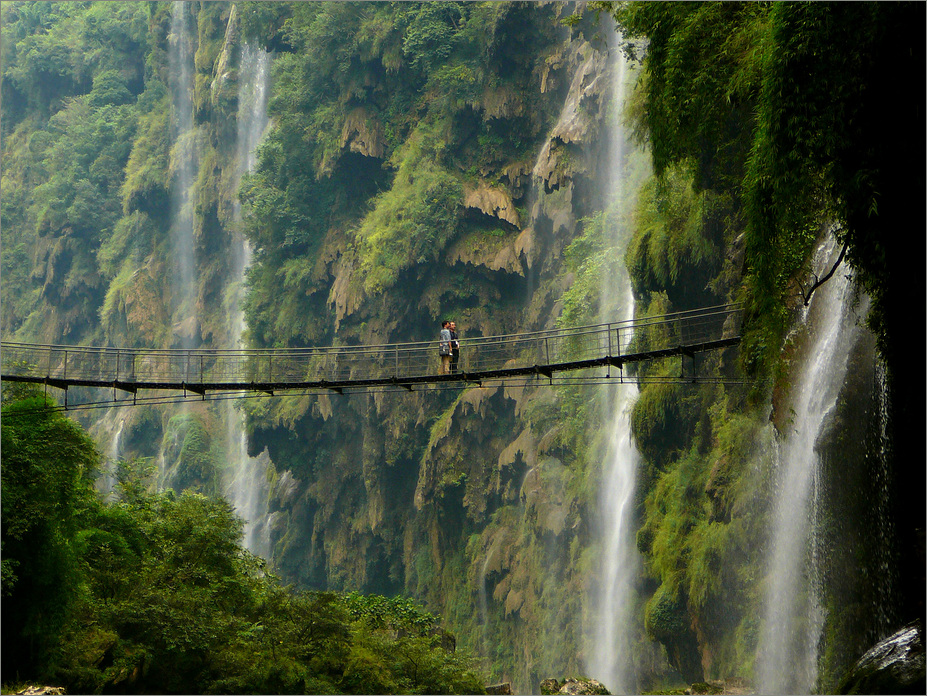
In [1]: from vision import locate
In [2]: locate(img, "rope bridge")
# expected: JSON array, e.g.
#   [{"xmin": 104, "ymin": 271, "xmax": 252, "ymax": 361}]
[{"xmin": 1, "ymin": 304, "xmax": 743, "ymax": 404}]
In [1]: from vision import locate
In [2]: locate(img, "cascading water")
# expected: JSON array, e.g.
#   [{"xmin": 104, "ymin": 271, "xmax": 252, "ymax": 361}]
[
  {"xmin": 757, "ymin": 239, "xmax": 867, "ymax": 693},
  {"xmin": 586, "ymin": 40, "xmax": 644, "ymax": 695},
  {"xmin": 222, "ymin": 44, "xmax": 273, "ymax": 558},
  {"xmin": 97, "ymin": 416, "xmax": 125, "ymax": 497},
  {"xmin": 168, "ymin": 1, "xmax": 197, "ymax": 350},
  {"xmin": 155, "ymin": 1, "xmax": 198, "ymax": 491}
]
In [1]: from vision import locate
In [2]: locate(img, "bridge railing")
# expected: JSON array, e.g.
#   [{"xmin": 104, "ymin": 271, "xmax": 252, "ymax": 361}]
[{"xmin": 1, "ymin": 304, "xmax": 741, "ymax": 388}]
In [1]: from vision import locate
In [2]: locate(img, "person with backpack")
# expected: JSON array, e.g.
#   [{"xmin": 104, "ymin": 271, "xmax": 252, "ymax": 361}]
[{"xmin": 439, "ymin": 320, "xmax": 452, "ymax": 374}]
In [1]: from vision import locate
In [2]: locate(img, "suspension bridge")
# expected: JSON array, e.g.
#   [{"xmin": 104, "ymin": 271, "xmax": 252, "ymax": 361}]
[{"xmin": 1, "ymin": 304, "xmax": 743, "ymax": 410}]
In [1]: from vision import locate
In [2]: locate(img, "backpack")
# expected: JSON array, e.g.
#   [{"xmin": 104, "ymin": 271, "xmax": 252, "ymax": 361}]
[{"xmin": 439, "ymin": 328, "xmax": 451, "ymax": 355}]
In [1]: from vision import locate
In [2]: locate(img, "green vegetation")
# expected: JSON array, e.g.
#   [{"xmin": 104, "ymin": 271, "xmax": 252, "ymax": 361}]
[
  {"xmin": 608, "ymin": 1, "xmax": 923, "ymax": 391},
  {"xmin": 239, "ymin": 1, "xmax": 566, "ymax": 350},
  {"xmin": 2, "ymin": 1, "xmax": 920, "ymax": 693},
  {"xmin": 577, "ymin": 0, "xmax": 924, "ymax": 686},
  {"xmin": 1, "ymin": 391, "xmax": 484, "ymax": 694},
  {"xmin": 1, "ymin": 1, "xmax": 149, "ymax": 344}
]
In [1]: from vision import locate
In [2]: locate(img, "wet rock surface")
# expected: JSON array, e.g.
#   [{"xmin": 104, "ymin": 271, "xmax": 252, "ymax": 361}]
[
  {"xmin": 540, "ymin": 676, "xmax": 610, "ymax": 695},
  {"xmin": 684, "ymin": 679, "xmax": 753, "ymax": 695},
  {"xmin": 837, "ymin": 620, "xmax": 925, "ymax": 694}
]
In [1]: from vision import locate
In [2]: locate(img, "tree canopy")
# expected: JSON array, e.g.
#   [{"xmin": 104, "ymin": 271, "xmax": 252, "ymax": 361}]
[{"xmin": 1, "ymin": 392, "xmax": 485, "ymax": 694}]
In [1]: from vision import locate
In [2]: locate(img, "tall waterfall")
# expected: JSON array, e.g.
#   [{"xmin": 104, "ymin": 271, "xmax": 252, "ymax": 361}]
[
  {"xmin": 223, "ymin": 45, "xmax": 273, "ymax": 558},
  {"xmin": 757, "ymin": 240, "xmax": 866, "ymax": 693},
  {"xmin": 587, "ymin": 42, "xmax": 643, "ymax": 695},
  {"xmin": 168, "ymin": 1, "xmax": 197, "ymax": 349}
]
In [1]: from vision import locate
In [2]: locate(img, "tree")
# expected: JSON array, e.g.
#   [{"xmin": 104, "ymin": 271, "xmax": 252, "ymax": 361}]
[{"xmin": 1, "ymin": 393, "xmax": 100, "ymax": 680}]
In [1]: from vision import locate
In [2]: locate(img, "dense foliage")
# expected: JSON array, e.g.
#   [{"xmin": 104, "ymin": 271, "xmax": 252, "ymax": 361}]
[
  {"xmin": 1, "ymin": 2, "xmax": 150, "ymax": 343},
  {"xmin": 581, "ymin": 0, "xmax": 924, "ymax": 687},
  {"xmin": 609, "ymin": 1, "xmax": 924, "ymax": 389},
  {"xmin": 1, "ymin": 391, "xmax": 485, "ymax": 694},
  {"xmin": 2, "ymin": 1, "xmax": 920, "ymax": 693},
  {"xmin": 238, "ymin": 1, "xmax": 566, "ymax": 348}
]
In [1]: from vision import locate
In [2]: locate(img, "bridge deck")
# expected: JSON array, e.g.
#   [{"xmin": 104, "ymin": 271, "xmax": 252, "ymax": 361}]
[{"xmin": 1, "ymin": 304, "xmax": 742, "ymax": 396}]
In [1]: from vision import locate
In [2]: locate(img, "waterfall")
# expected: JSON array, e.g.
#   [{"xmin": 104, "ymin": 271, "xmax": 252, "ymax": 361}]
[
  {"xmin": 168, "ymin": 1, "xmax": 197, "ymax": 350},
  {"xmin": 587, "ymin": 40, "xmax": 643, "ymax": 695},
  {"xmin": 757, "ymin": 239, "xmax": 865, "ymax": 693},
  {"xmin": 98, "ymin": 415, "xmax": 125, "ymax": 497},
  {"xmin": 157, "ymin": 1, "xmax": 197, "ymax": 490},
  {"xmin": 223, "ymin": 44, "xmax": 273, "ymax": 558}
]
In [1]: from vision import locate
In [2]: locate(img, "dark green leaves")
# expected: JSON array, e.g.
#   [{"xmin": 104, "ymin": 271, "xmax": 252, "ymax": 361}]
[{"xmin": 1, "ymin": 392, "xmax": 484, "ymax": 694}]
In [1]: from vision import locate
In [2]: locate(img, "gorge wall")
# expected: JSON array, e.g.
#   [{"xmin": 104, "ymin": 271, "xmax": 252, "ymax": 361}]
[{"xmin": 2, "ymin": 2, "xmax": 921, "ymax": 694}]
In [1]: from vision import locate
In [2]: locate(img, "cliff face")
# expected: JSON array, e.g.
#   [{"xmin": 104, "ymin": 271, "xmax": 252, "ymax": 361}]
[
  {"xmin": 2, "ymin": 3, "xmax": 912, "ymax": 694},
  {"xmin": 236, "ymin": 7, "xmax": 629, "ymax": 688},
  {"xmin": 2, "ymin": 3, "xmax": 636, "ymax": 689}
]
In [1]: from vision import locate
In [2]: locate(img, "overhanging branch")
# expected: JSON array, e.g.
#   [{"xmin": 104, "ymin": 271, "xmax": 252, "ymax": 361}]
[{"xmin": 801, "ymin": 240, "xmax": 849, "ymax": 306}]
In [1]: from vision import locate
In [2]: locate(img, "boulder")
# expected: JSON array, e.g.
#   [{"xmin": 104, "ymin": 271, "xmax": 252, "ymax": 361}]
[
  {"xmin": 837, "ymin": 620, "xmax": 925, "ymax": 694},
  {"xmin": 540, "ymin": 677, "xmax": 610, "ymax": 695},
  {"xmin": 485, "ymin": 683, "xmax": 513, "ymax": 695}
]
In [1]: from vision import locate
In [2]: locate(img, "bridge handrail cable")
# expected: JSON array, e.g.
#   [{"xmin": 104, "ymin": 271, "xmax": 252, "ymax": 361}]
[
  {"xmin": 0, "ymin": 303, "xmax": 741, "ymax": 356},
  {"xmin": 1, "ymin": 303, "xmax": 742, "ymax": 388}
]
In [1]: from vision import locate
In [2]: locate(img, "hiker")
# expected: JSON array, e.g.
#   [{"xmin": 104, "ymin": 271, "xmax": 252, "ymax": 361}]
[
  {"xmin": 439, "ymin": 320, "xmax": 452, "ymax": 374},
  {"xmin": 449, "ymin": 321, "xmax": 460, "ymax": 373}
]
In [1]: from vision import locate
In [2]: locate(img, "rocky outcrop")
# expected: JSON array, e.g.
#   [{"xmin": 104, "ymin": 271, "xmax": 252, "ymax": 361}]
[
  {"xmin": 837, "ymin": 621, "xmax": 925, "ymax": 694},
  {"xmin": 463, "ymin": 182, "xmax": 520, "ymax": 228},
  {"xmin": 540, "ymin": 676, "xmax": 610, "ymax": 695},
  {"xmin": 340, "ymin": 107, "xmax": 386, "ymax": 160},
  {"xmin": 533, "ymin": 42, "xmax": 608, "ymax": 190},
  {"xmin": 445, "ymin": 229, "xmax": 525, "ymax": 276},
  {"xmin": 210, "ymin": 3, "xmax": 238, "ymax": 106}
]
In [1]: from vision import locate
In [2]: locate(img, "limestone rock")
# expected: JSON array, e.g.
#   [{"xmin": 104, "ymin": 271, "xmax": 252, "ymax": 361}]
[
  {"xmin": 445, "ymin": 229, "xmax": 524, "ymax": 276},
  {"xmin": 463, "ymin": 182, "xmax": 520, "ymax": 228},
  {"xmin": 485, "ymin": 683, "xmax": 513, "ymax": 695},
  {"xmin": 328, "ymin": 253, "xmax": 363, "ymax": 327},
  {"xmin": 837, "ymin": 621, "xmax": 925, "ymax": 694},
  {"xmin": 533, "ymin": 42, "xmax": 608, "ymax": 187},
  {"xmin": 210, "ymin": 4, "xmax": 238, "ymax": 106},
  {"xmin": 540, "ymin": 676, "xmax": 610, "ymax": 695},
  {"xmin": 340, "ymin": 107, "xmax": 386, "ymax": 159}
]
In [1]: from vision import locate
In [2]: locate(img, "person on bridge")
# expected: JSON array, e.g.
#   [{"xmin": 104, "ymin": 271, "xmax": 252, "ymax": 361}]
[
  {"xmin": 449, "ymin": 321, "xmax": 460, "ymax": 373},
  {"xmin": 439, "ymin": 320, "xmax": 452, "ymax": 374}
]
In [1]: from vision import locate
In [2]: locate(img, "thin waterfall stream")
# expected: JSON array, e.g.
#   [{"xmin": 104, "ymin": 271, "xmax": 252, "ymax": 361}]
[
  {"xmin": 154, "ymin": 0, "xmax": 198, "ymax": 489},
  {"xmin": 223, "ymin": 44, "xmax": 274, "ymax": 558},
  {"xmin": 168, "ymin": 0, "xmax": 197, "ymax": 350}
]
